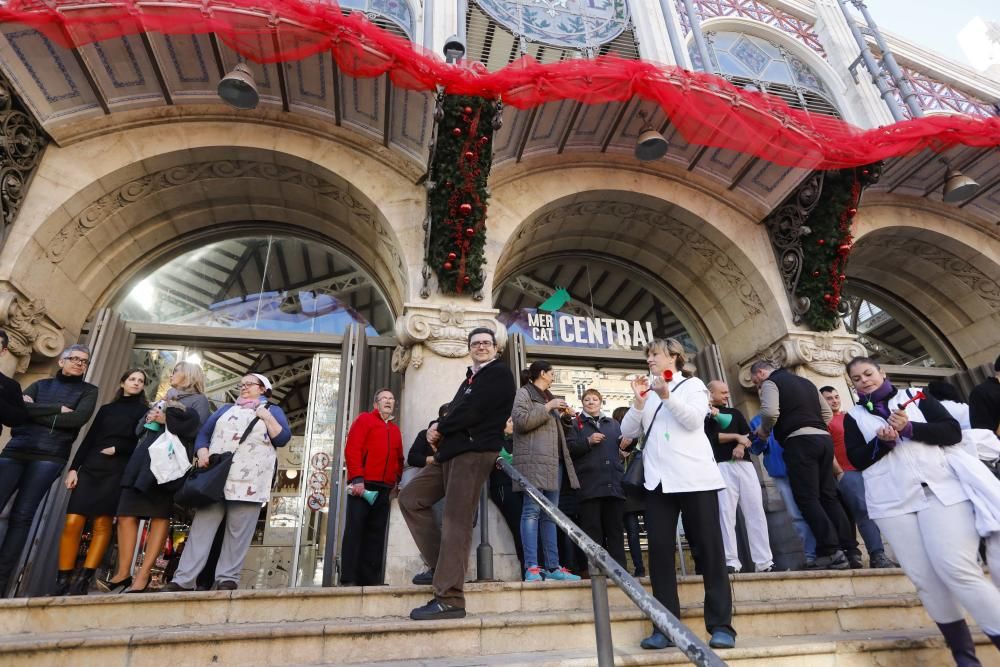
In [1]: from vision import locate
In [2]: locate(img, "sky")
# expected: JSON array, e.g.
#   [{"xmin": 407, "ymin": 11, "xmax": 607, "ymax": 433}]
[{"xmin": 862, "ymin": 0, "xmax": 998, "ymax": 69}]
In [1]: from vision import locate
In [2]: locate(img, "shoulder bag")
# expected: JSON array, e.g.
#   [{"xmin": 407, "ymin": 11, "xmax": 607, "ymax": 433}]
[{"xmin": 175, "ymin": 409, "xmax": 264, "ymax": 508}]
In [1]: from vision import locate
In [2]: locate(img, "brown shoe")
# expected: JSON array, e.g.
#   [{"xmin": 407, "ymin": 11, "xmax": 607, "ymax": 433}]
[
  {"xmin": 159, "ymin": 582, "xmax": 193, "ymax": 593},
  {"xmin": 215, "ymin": 580, "xmax": 238, "ymax": 591}
]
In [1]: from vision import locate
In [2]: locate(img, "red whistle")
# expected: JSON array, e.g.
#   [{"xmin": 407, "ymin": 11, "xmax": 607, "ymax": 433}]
[
  {"xmin": 641, "ymin": 370, "xmax": 674, "ymax": 396},
  {"xmin": 897, "ymin": 391, "xmax": 925, "ymax": 410}
]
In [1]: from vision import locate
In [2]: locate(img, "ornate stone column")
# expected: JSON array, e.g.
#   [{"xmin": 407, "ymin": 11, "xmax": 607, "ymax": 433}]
[
  {"xmin": 384, "ymin": 301, "xmax": 518, "ymax": 584},
  {"xmin": 737, "ymin": 330, "xmax": 868, "ymax": 393},
  {"xmin": 0, "ymin": 283, "xmax": 65, "ymax": 377}
]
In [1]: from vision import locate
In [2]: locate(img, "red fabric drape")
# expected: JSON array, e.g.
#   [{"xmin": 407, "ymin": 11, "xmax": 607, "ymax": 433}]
[{"xmin": 1, "ymin": 0, "xmax": 998, "ymax": 169}]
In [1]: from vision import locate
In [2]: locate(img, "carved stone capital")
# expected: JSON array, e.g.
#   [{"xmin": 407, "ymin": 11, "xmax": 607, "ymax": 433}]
[
  {"xmin": 0, "ymin": 284, "xmax": 65, "ymax": 374},
  {"xmin": 738, "ymin": 331, "xmax": 868, "ymax": 389},
  {"xmin": 391, "ymin": 302, "xmax": 507, "ymax": 374}
]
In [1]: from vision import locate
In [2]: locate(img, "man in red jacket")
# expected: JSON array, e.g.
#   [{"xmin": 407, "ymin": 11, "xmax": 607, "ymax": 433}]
[{"xmin": 340, "ymin": 388, "xmax": 403, "ymax": 586}]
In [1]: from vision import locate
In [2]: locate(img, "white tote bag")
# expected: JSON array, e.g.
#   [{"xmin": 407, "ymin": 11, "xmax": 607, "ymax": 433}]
[{"xmin": 147, "ymin": 427, "xmax": 191, "ymax": 484}]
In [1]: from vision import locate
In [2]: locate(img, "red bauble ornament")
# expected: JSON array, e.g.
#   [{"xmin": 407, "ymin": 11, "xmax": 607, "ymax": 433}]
[
  {"xmin": 846, "ymin": 207, "xmax": 858, "ymax": 217},
  {"xmin": 811, "ymin": 271, "xmax": 820, "ymax": 278},
  {"xmin": 459, "ymin": 203, "xmax": 473, "ymax": 215},
  {"xmin": 464, "ymin": 150, "xmax": 475, "ymax": 160},
  {"xmin": 838, "ymin": 243, "xmax": 851, "ymax": 254},
  {"xmin": 451, "ymin": 127, "xmax": 462, "ymax": 137},
  {"xmin": 861, "ymin": 169, "xmax": 870, "ymax": 176},
  {"xmin": 465, "ymin": 227, "xmax": 475, "ymax": 237},
  {"xmin": 463, "ymin": 275, "xmax": 471, "ymax": 284},
  {"xmin": 823, "ymin": 293, "xmax": 832, "ymax": 302},
  {"xmin": 479, "ymin": 136, "xmax": 489, "ymax": 145},
  {"xmin": 817, "ymin": 239, "xmax": 826, "ymax": 246},
  {"xmin": 463, "ymin": 106, "xmax": 472, "ymax": 114},
  {"xmin": 447, "ymin": 251, "xmax": 457, "ymax": 261},
  {"xmin": 443, "ymin": 262, "xmax": 453, "ymax": 271},
  {"xmin": 838, "ymin": 274, "xmax": 847, "ymax": 281}
]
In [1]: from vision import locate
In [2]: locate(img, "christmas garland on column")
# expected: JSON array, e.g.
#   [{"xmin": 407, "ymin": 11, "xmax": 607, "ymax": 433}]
[
  {"xmin": 797, "ymin": 164, "xmax": 881, "ymax": 331},
  {"xmin": 425, "ymin": 94, "xmax": 500, "ymax": 295}
]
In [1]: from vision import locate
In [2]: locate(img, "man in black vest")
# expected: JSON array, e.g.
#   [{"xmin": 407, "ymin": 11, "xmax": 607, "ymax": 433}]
[
  {"xmin": 750, "ymin": 360, "xmax": 855, "ymax": 570},
  {"xmin": 0, "ymin": 344, "xmax": 99, "ymax": 594}
]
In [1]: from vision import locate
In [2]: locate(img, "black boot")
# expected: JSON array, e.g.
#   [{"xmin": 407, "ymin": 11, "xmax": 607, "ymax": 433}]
[
  {"xmin": 68, "ymin": 568, "xmax": 96, "ymax": 596},
  {"xmin": 54, "ymin": 570, "xmax": 73, "ymax": 596},
  {"xmin": 937, "ymin": 620, "xmax": 982, "ymax": 667}
]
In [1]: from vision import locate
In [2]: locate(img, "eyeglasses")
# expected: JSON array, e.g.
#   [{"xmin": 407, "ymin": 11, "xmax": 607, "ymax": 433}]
[
  {"xmin": 237, "ymin": 382, "xmax": 263, "ymax": 390},
  {"xmin": 64, "ymin": 356, "xmax": 90, "ymax": 365},
  {"xmin": 469, "ymin": 340, "xmax": 494, "ymax": 348}
]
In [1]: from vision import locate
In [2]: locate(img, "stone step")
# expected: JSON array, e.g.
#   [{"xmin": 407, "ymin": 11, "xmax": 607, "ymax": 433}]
[
  {"xmin": 0, "ymin": 594, "xmax": 945, "ymax": 666},
  {"xmin": 0, "ymin": 569, "xmax": 915, "ymax": 636},
  {"xmin": 339, "ymin": 629, "xmax": 1000, "ymax": 667}
]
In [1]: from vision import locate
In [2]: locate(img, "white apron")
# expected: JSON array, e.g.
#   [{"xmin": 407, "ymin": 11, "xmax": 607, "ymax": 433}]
[{"xmin": 208, "ymin": 404, "xmax": 277, "ymax": 504}]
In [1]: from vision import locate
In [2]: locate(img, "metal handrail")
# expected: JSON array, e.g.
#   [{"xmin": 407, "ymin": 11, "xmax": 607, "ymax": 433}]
[{"xmin": 498, "ymin": 459, "xmax": 726, "ymax": 667}]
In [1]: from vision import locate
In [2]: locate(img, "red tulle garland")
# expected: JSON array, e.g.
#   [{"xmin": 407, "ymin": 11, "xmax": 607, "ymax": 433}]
[{"xmin": 1, "ymin": 0, "xmax": 999, "ymax": 169}]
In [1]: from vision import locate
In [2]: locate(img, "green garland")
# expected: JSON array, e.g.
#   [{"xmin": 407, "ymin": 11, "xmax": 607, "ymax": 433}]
[
  {"xmin": 797, "ymin": 164, "xmax": 881, "ymax": 330},
  {"xmin": 426, "ymin": 95, "xmax": 499, "ymax": 295}
]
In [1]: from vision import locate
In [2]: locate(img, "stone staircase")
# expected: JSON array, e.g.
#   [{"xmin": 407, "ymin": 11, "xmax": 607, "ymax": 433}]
[{"xmin": 0, "ymin": 570, "xmax": 995, "ymax": 666}]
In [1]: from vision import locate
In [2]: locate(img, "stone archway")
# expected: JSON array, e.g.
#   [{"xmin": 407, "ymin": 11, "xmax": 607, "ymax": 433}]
[
  {"xmin": 0, "ymin": 123, "xmax": 422, "ymax": 374},
  {"xmin": 486, "ymin": 169, "xmax": 792, "ymax": 382},
  {"xmin": 848, "ymin": 216, "xmax": 1000, "ymax": 367}
]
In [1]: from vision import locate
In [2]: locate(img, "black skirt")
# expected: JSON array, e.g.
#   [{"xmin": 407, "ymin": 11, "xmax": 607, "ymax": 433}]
[
  {"xmin": 117, "ymin": 430, "xmax": 175, "ymax": 519},
  {"xmin": 66, "ymin": 454, "xmax": 129, "ymax": 517}
]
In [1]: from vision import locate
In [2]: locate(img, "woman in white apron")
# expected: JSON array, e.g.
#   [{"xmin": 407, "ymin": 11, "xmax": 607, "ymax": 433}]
[{"xmin": 843, "ymin": 357, "xmax": 1000, "ymax": 666}]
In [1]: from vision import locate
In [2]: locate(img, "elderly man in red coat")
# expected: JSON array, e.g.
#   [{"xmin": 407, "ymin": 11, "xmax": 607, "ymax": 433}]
[{"xmin": 340, "ymin": 388, "xmax": 404, "ymax": 586}]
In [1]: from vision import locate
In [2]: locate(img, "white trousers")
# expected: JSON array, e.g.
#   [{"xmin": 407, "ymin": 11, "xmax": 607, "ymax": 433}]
[
  {"xmin": 717, "ymin": 461, "xmax": 773, "ymax": 571},
  {"xmin": 876, "ymin": 490, "xmax": 1000, "ymax": 635}
]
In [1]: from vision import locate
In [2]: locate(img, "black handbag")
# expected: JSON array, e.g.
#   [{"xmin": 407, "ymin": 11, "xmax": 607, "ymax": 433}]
[
  {"xmin": 621, "ymin": 379, "xmax": 691, "ymax": 492},
  {"xmin": 175, "ymin": 412, "xmax": 262, "ymax": 508}
]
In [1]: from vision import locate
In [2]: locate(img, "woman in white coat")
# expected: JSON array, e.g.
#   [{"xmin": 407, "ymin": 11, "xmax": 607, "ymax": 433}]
[
  {"xmin": 844, "ymin": 357, "xmax": 1000, "ymax": 666},
  {"xmin": 162, "ymin": 373, "xmax": 291, "ymax": 591}
]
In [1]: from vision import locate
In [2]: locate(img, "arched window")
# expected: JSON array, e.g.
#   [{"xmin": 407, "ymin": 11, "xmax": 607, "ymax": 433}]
[
  {"xmin": 117, "ymin": 235, "xmax": 393, "ymax": 336},
  {"xmin": 691, "ymin": 31, "xmax": 840, "ymax": 117},
  {"xmin": 339, "ymin": 0, "xmax": 416, "ymax": 41}
]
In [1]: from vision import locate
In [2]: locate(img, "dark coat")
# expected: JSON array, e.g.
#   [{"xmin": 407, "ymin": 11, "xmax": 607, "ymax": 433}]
[
  {"xmin": 568, "ymin": 412, "xmax": 625, "ymax": 501},
  {"xmin": 435, "ymin": 360, "xmax": 516, "ymax": 463},
  {"xmin": 0, "ymin": 372, "xmax": 27, "ymax": 439},
  {"xmin": 4, "ymin": 373, "xmax": 99, "ymax": 461}
]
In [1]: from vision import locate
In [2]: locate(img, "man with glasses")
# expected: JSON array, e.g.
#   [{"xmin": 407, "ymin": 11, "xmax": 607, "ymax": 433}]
[
  {"xmin": 0, "ymin": 330, "xmax": 28, "ymax": 439},
  {"xmin": 0, "ymin": 344, "xmax": 99, "ymax": 594},
  {"xmin": 400, "ymin": 327, "xmax": 516, "ymax": 620}
]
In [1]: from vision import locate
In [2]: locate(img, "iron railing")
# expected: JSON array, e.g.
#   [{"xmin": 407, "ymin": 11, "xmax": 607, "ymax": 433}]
[{"xmin": 497, "ymin": 459, "xmax": 726, "ymax": 667}]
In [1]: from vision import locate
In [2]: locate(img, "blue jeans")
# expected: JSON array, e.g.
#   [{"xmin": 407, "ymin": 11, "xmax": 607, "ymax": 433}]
[
  {"xmin": 837, "ymin": 470, "xmax": 884, "ymax": 555},
  {"xmin": 520, "ymin": 487, "xmax": 561, "ymax": 570},
  {"xmin": 0, "ymin": 457, "xmax": 65, "ymax": 585},
  {"xmin": 773, "ymin": 475, "xmax": 816, "ymax": 560}
]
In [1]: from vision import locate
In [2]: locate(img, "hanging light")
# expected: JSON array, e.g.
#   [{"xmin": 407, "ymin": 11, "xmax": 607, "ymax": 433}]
[
  {"xmin": 942, "ymin": 167, "xmax": 980, "ymax": 203},
  {"xmin": 634, "ymin": 111, "xmax": 668, "ymax": 162},
  {"xmin": 217, "ymin": 63, "xmax": 259, "ymax": 110},
  {"xmin": 443, "ymin": 35, "xmax": 466, "ymax": 64}
]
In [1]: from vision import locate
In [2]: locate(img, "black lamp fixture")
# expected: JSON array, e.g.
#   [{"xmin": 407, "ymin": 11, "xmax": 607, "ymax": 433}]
[
  {"xmin": 443, "ymin": 35, "xmax": 466, "ymax": 64},
  {"xmin": 217, "ymin": 63, "xmax": 259, "ymax": 110},
  {"xmin": 634, "ymin": 110, "xmax": 668, "ymax": 162}
]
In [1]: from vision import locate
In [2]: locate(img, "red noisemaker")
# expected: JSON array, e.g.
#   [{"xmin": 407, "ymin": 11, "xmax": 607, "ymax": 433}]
[
  {"xmin": 897, "ymin": 391, "xmax": 925, "ymax": 410},
  {"xmin": 641, "ymin": 370, "xmax": 674, "ymax": 397}
]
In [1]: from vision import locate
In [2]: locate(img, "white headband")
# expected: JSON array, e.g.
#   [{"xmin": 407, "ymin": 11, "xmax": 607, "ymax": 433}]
[{"xmin": 251, "ymin": 373, "xmax": 272, "ymax": 392}]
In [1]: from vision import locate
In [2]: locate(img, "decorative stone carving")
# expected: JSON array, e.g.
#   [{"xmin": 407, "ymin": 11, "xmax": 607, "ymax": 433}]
[
  {"xmin": 761, "ymin": 171, "xmax": 825, "ymax": 324},
  {"xmin": 0, "ymin": 70, "xmax": 48, "ymax": 242},
  {"xmin": 0, "ymin": 285, "xmax": 65, "ymax": 374},
  {"xmin": 737, "ymin": 331, "xmax": 868, "ymax": 388},
  {"xmin": 43, "ymin": 159, "xmax": 407, "ymax": 299},
  {"xmin": 391, "ymin": 302, "xmax": 507, "ymax": 374}
]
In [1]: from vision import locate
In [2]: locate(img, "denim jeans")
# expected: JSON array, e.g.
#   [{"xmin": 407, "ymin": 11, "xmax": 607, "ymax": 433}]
[
  {"xmin": 837, "ymin": 470, "xmax": 884, "ymax": 555},
  {"xmin": 520, "ymin": 487, "xmax": 561, "ymax": 570},
  {"xmin": 773, "ymin": 475, "xmax": 816, "ymax": 560},
  {"xmin": 0, "ymin": 456, "xmax": 65, "ymax": 585}
]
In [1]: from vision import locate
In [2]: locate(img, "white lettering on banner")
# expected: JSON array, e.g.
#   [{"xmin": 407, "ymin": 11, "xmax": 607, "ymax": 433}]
[
  {"xmin": 615, "ymin": 320, "xmax": 631, "ymax": 347},
  {"xmin": 573, "ymin": 316, "xmax": 586, "ymax": 344},
  {"xmin": 646, "ymin": 321, "xmax": 655, "ymax": 343},
  {"xmin": 632, "ymin": 321, "xmax": 647, "ymax": 347},
  {"xmin": 559, "ymin": 315, "xmax": 575, "ymax": 343},
  {"xmin": 603, "ymin": 318, "xmax": 615, "ymax": 343},
  {"xmin": 586, "ymin": 317, "xmax": 604, "ymax": 345}
]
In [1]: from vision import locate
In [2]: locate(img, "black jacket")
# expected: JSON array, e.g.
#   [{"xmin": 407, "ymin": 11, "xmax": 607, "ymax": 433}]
[
  {"xmin": 121, "ymin": 403, "xmax": 206, "ymax": 489},
  {"xmin": 969, "ymin": 376, "xmax": 1000, "ymax": 433},
  {"xmin": 407, "ymin": 421, "xmax": 438, "ymax": 468},
  {"xmin": 0, "ymin": 372, "xmax": 27, "ymax": 439},
  {"xmin": 4, "ymin": 373, "xmax": 99, "ymax": 462},
  {"xmin": 768, "ymin": 368, "xmax": 828, "ymax": 442},
  {"xmin": 709, "ymin": 406, "xmax": 752, "ymax": 463},
  {"xmin": 844, "ymin": 389, "xmax": 961, "ymax": 471},
  {"xmin": 70, "ymin": 394, "xmax": 149, "ymax": 472},
  {"xmin": 435, "ymin": 360, "xmax": 516, "ymax": 463},
  {"xmin": 568, "ymin": 412, "xmax": 625, "ymax": 501}
]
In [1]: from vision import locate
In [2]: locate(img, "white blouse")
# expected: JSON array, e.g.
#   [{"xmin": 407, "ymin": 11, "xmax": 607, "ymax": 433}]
[{"xmin": 621, "ymin": 376, "xmax": 724, "ymax": 494}]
